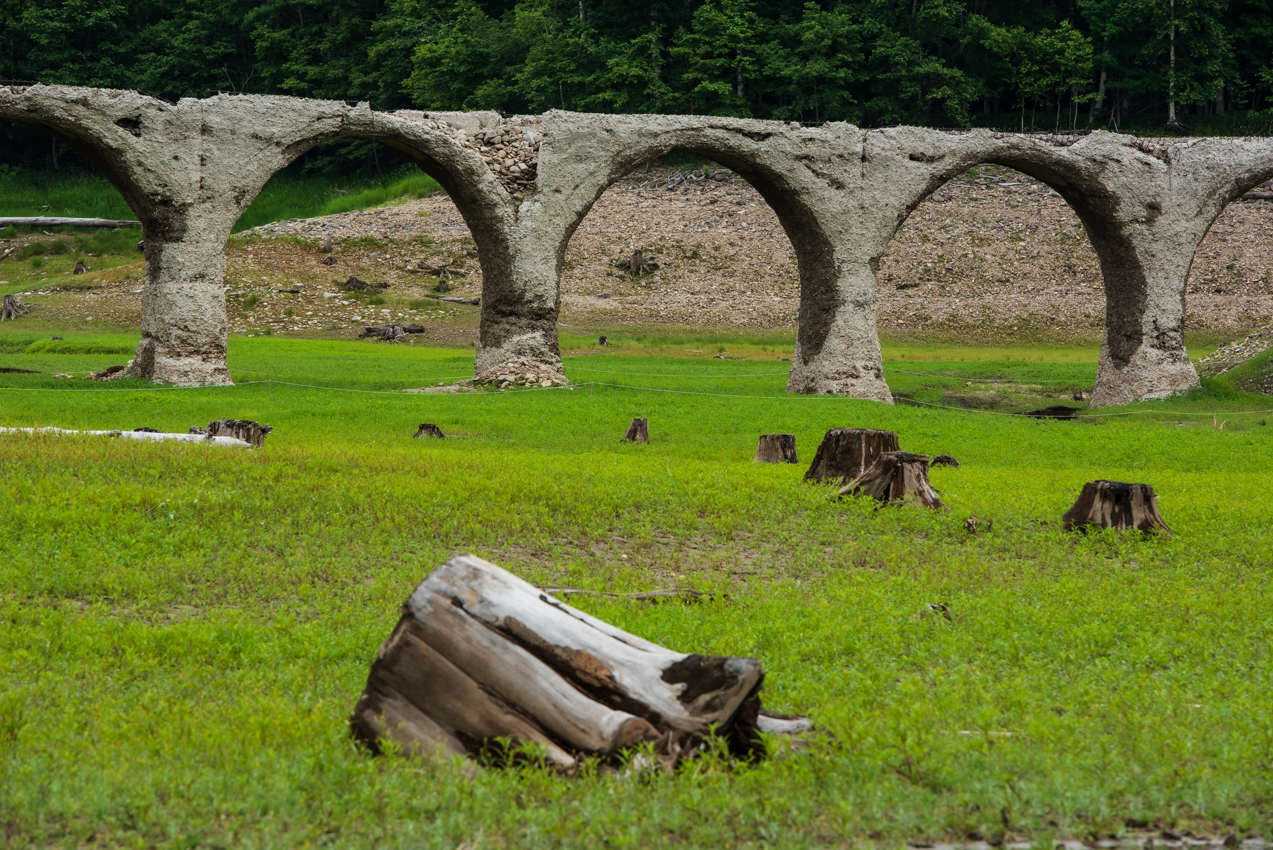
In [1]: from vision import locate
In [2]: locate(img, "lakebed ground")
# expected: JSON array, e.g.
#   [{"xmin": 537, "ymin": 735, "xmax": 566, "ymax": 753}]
[
  {"xmin": 3, "ymin": 167, "xmax": 1273, "ymax": 848},
  {"xmin": 1, "ymin": 332, "xmax": 1272, "ymax": 849},
  {"xmin": 2, "ymin": 163, "xmax": 1271, "ymax": 351}
]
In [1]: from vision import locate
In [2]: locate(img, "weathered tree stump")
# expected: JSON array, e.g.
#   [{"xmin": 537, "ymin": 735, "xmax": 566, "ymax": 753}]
[
  {"xmin": 1061, "ymin": 480, "xmax": 1172, "ymax": 537},
  {"xmin": 622, "ymin": 417, "xmax": 649, "ymax": 443},
  {"xmin": 72, "ymin": 261, "xmax": 88, "ymax": 274},
  {"xmin": 1, "ymin": 294, "xmax": 30, "ymax": 321},
  {"xmin": 803, "ymin": 428, "xmax": 899, "ymax": 483},
  {"xmin": 838, "ymin": 451, "xmax": 945, "ymax": 509},
  {"xmin": 350, "ymin": 554, "xmax": 810, "ymax": 771},
  {"xmin": 200, "ymin": 419, "xmax": 272, "ymax": 447},
  {"xmin": 598, "ymin": 335, "xmax": 608, "ymax": 346},
  {"xmin": 413, "ymin": 423, "xmax": 445, "ymax": 439},
  {"xmin": 754, "ymin": 434, "xmax": 797, "ymax": 464}
]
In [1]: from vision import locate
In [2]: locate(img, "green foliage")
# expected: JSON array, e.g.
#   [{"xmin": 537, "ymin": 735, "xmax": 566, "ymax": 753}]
[
  {"xmin": 5, "ymin": 0, "xmax": 1272, "ymax": 135},
  {"xmin": 1, "ymin": 336, "xmax": 1272, "ymax": 846}
]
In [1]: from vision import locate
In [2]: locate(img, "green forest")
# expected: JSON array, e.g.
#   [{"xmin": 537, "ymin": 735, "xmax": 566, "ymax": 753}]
[{"xmin": 4, "ymin": 0, "xmax": 1273, "ymax": 170}]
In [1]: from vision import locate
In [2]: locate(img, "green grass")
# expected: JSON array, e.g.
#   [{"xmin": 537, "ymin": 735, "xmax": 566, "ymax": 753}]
[
  {"xmin": 0, "ymin": 167, "xmax": 442, "ymax": 233},
  {"xmin": 2, "ymin": 335, "xmax": 1272, "ymax": 848}
]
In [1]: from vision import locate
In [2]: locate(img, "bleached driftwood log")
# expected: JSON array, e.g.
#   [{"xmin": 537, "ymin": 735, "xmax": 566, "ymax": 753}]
[
  {"xmin": 351, "ymin": 554, "xmax": 810, "ymax": 771},
  {"xmin": 0, "ymin": 427, "xmax": 250, "ymax": 447},
  {"xmin": 1062, "ymin": 480, "xmax": 1172, "ymax": 536},
  {"xmin": 838, "ymin": 451, "xmax": 945, "ymax": 509},
  {"xmin": 0, "ymin": 217, "xmax": 139, "ymax": 229},
  {"xmin": 803, "ymin": 428, "xmax": 899, "ymax": 483}
]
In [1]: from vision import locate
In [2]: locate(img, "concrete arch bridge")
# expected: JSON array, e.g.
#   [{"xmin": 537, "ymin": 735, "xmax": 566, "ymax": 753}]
[{"xmin": 5, "ymin": 84, "xmax": 1271, "ymax": 406}]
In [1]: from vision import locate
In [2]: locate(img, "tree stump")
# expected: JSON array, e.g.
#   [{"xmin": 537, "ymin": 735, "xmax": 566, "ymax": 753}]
[
  {"xmin": 413, "ymin": 423, "xmax": 445, "ymax": 439},
  {"xmin": 598, "ymin": 335, "xmax": 608, "ymax": 346},
  {"xmin": 1, "ymin": 294, "xmax": 30, "ymax": 321},
  {"xmin": 202, "ymin": 419, "xmax": 272, "ymax": 447},
  {"xmin": 838, "ymin": 451, "xmax": 945, "ymax": 509},
  {"xmin": 622, "ymin": 417, "xmax": 649, "ymax": 443},
  {"xmin": 350, "ymin": 554, "xmax": 810, "ymax": 772},
  {"xmin": 754, "ymin": 434, "xmax": 797, "ymax": 464},
  {"xmin": 72, "ymin": 261, "xmax": 88, "ymax": 274},
  {"xmin": 1061, "ymin": 481, "xmax": 1172, "ymax": 537},
  {"xmin": 803, "ymin": 428, "xmax": 899, "ymax": 483}
]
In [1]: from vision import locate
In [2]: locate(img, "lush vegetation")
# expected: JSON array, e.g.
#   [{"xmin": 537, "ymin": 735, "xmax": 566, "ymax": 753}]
[
  {"xmin": 0, "ymin": 166, "xmax": 442, "ymax": 230},
  {"xmin": 4, "ymin": 0, "xmax": 1273, "ymax": 149},
  {"xmin": 1, "ymin": 332, "xmax": 1271, "ymax": 848}
]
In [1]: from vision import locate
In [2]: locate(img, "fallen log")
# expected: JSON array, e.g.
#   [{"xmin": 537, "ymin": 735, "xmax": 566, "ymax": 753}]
[
  {"xmin": 0, "ymin": 216, "xmax": 139, "ymax": 229},
  {"xmin": 350, "ymin": 554, "xmax": 809, "ymax": 771},
  {"xmin": 1061, "ymin": 480, "xmax": 1171, "ymax": 537},
  {"xmin": 803, "ymin": 428, "xmax": 899, "ymax": 483},
  {"xmin": 754, "ymin": 434, "xmax": 797, "ymax": 464},
  {"xmin": 621, "ymin": 417, "xmax": 649, "ymax": 443},
  {"xmin": 423, "ymin": 293, "xmax": 480, "ymax": 306},
  {"xmin": 413, "ymin": 423, "xmax": 445, "ymax": 439},
  {"xmin": 1241, "ymin": 191, "xmax": 1273, "ymax": 201},
  {"xmin": 838, "ymin": 451, "xmax": 945, "ymax": 509},
  {"xmin": 0, "ymin": 426, "xmax": 250, "ymax": 447},
  {"xmin": 361, "ymin": 324, "xmax": 426, "ymax": 340}
]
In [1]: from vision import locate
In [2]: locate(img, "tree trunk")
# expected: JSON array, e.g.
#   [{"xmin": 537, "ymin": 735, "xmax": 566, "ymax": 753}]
[
  {"xmin": 622, "ymin": 417, "xmax": 649, "ymax": 443},
  {"xmin": 350, "ymin": 554, "xmax": 808, "ymax": 771},
  {"xmin": 413, "ymin": 423, "xmax": 445, "ymax": 439},
  {"xmin": 1061, "ymin": 480, "xmax": 1172, "ymax": 536},
  {"xmin": 803, "ymin": 428, "xmax": 899, "ymax": 483},
  {"xmin": 838, "ymin": 451, "xmax": 945, "ymax": 509},
  {"xmin": 754, "ymin": 434, "xmax": 797, "ymax": 464}
]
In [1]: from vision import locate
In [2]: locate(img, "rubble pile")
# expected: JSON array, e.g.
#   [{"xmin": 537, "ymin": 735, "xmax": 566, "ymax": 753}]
[
  {"xmin": 398, "ymin": 112, "xmax": 542, "ymax": 196},
  {"xmin": 1197, "ymin": 327, "xmax": 1273, "ymax": 377},
  {"xmin": 465, "ymin": 356, "xmax": 569, "ymax": 389}
]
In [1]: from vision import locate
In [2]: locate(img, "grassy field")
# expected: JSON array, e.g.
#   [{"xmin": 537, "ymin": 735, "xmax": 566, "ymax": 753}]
[
  {"xmin": 1, "ymin": 333, "xmax": 1271, "ymax": 848},
  {"xmin": 0, "ymin": 166, "xmax": 442, "ymax": 232}
]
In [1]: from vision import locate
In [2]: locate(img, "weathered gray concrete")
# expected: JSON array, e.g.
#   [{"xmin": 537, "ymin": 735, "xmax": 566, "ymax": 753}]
[{"xmin": 4, "ymin": 85, "xmax": 1273, "ymax": 405}]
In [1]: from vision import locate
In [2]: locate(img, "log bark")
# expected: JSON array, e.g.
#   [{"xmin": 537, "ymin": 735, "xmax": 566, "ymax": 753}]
[
  {"xmin": 413, "ymin": 423, "xmax": 445, "ymax": 439},
  {"xmin": 196, "ymin": 419, "xmax": 272, "ymax": 447},
  {"xmin": 1061, "ymin": 480, "xmax": 1172, "ymax": 536},
  {"xmin": 838, "ymin": 451, "xmax": 945, "ymax": 509},
  {"xmin": 351, "ymin": 554, "xmax": 806, "ymax": 771},
  {"xmin": 754, "ymin": 434, "xmax": 797, "ymax": 464},
  {"xmin": 621, "ymin": 417, "xmax": 649, "ymax": 443},
  {"xmin": 361, "ymin": 324, "xmax": 426, "ymax": 340},
  {"xmin": 803, "ymin": 428, "xmax": 899, "ymax": 483},
  {"xmin": 0, "ymin": 216, "xmax": 139, "ymax": 229}
]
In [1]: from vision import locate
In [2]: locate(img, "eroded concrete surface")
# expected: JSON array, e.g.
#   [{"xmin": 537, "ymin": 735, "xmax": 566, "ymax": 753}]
[{"xmin": 5, "ymin": 84, "xmax": 1273, "ymax": 405}]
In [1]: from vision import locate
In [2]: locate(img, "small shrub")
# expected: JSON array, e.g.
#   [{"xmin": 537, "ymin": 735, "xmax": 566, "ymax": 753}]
[
  {"xmin": 409, "ymin": 300, "xmax": 431, "ymax": 310},
  {"xmin": 368, "ymin": 296, "xmax": 386, "ymax": 306},
  {"xmin": 284, "ymin": 308, "xmax": 294, "ymax": 317},
  {"xmin": 29, "ymin": 256, "xmax": 44, "ymax": 269},
  {"xmin": 242, "ymin": 293, "xmax": 261, "ymax": 310}
]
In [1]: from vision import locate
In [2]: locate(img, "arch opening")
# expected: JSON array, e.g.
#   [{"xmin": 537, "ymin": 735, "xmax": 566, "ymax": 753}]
[{"xmin": 553, "ymin": 146, "xmax": 840, "ymax": 369}]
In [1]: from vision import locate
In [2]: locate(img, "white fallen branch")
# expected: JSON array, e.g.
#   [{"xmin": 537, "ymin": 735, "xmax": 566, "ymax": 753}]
[
  {"xmin": 0, "ymin": 427, "xmax": 250, "ymax": 447},
  {"xmin": 0, "ymin": 217, "xmax": 140, "ymax": 229}
]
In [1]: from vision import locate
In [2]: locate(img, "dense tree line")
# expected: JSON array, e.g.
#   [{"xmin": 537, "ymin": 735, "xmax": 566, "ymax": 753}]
[{"xmin": 3, "ymin": 0, "xmax": 1273, "ymax": 169}]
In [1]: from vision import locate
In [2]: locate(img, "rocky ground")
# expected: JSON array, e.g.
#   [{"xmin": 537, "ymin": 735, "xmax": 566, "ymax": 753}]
[{"xmin": 3, "ymin": 163, "xmax": 1272, "ymax": 345}]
